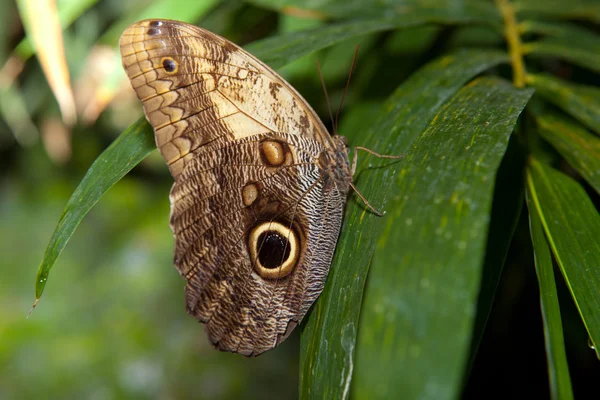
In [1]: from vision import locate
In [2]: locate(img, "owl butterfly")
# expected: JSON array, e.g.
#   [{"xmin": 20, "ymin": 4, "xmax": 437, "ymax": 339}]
[{"xmin": 120, "ymin": 19, "xmax": 394, "ymax": 356}]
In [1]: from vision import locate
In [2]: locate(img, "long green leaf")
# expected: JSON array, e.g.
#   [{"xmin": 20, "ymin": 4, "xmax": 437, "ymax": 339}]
[
  {"xmin": 526, "ymin": 188, "xmax": 574, "ymax": 400},
  {"xmin": 246, "ymin": 12, "xmax": 500, "ymax": 69},
  {"xmin": 526, "ymin": 158, "xmax": 600, "ymax": 358},
  {"xmin": 299, "ymin": 50, "xmax": 511, "ymax": 400},
  {"xmin": 534, "ymin": 112, "xmax": 600, "ymax": 195},
  {"xmin": 354, "ymin": 77, "xmax": 533, "ymax": 400},
  {"xmin": 515, "ymin": 0, "xmax": 600, "ymax": 23},
  {"xmin": 34, "ymin": 118, "xmax": 154, "ymax": 300},
  {"xmin": 520, "ymin": 20, "xmax": 600, "ymax": 50},
  {"xmin": 527, "ymin": 73, "xmax": 600, "ymax": 136},
  {"xmin": 523, "ymin": 40, "xmax": 600, "ymax": 74},
  {"xmin": 247, "ymin": 0, "xmax": 500, "ymax": 21}
]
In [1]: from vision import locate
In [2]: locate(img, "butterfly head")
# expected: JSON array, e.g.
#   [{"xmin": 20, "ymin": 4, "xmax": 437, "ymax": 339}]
[{"xmin": 335, "ymin": 134, "xmax": 349, "ymax": 148}]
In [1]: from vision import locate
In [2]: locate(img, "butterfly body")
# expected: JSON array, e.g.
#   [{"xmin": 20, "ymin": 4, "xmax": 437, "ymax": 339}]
[{"xmin": 120, "ymin": 19, "xmax": 351, "ymax": 355}]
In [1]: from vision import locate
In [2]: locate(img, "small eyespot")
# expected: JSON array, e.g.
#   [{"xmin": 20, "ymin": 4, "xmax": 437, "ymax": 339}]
[
  {"xmin": 242, "ymin": 183, "xmax": 259, "ymax": 206},
  {"xmin": 260, "ymin": 140, "xmax": 286, "ymax": 166},
  {"xmin": 147, "ymin": 28, "xmax": 160, "ymax": 35},
  {"xmin": 149, "ymin": 21, "xmax": 163, "ymax": 27},
  {"xmin": 161, "ymin": 58, "xmax": 177, "ymax": 73}
]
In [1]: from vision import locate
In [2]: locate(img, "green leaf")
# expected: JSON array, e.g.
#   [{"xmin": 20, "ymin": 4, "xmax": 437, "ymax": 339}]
[
  {"xmin": 526, "ymin": 188, "xmax": 574, "ymax": 400},
  {"xmin": 527, "ymin": 73, "xmax": 600, "ymax": 136},
  {"xmin": 354, "ymin": 77, "xmax": 533, "ymax": 400},
  {"xmin": 520, "ymin": 20, "xmax": 600, "ymax": 51},
  {"xmin": 534, "ymin": 112, "xmax": 600, "ymax": 195},
  {"xmin": 299, "ymin": 50, "xmax": 512, "ymax": 400},
  {"xmin": 247, "ymin": 0, "xmax": 500, "ymax": 21},
  {"xmin": 526, "ymin": 158, "xmax": 600, "ymax": 358},
  {"xmin": 515, "ymin": 0, "xmax": 600, "ymax": 23},
  {"xmin": 523, "ymin": 40, "xmax": 600, "ymax": 74},
  {"xmin": 34, "ymin": 118, "xmax": 155, "ymax": 300},
  {"xmin": 246, "ymin": 12, "xmax": 500, "ymax": 70}
]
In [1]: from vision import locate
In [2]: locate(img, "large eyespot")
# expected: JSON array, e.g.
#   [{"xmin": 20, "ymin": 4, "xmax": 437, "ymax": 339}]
[{"xmin": 248, "ymin": 221, "xmax": 300, "ymax": 279}]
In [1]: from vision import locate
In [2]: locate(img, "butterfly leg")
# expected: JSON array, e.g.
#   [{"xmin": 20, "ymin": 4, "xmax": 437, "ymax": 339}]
[
  {"xmin": 349, "ymin": 146, "xmax": 403, "ymax": 216},
  {"xmin": 350, "ymin": 146, "xmax": 403, "ymax": 176}
]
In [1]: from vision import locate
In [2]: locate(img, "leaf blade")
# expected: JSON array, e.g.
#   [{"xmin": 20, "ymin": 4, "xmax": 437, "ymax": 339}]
[
  {"xmin": 300, "ymin": 50, "xmax": 512, "ymax": 400},
  {"xmin": 527, "ymin": 73, "xmax": 600, "ymax": 136},
  {"xmin": 526, "ymin": 158, "xmax": 600, "ymax": 358},
  {"xmin": 520, "ymin": 20, "xmax": 600, "ymax": 50},
  {"xmin": 247, "ymin": 0, "xmax": 500, "ymax": 20},
  {"xmin": 34, "ymin": 118, "xmax": 155, "ymax": 300},
  {"xmin": 515, "ymin": 0, "xmax": 600, "ymax": 23},
  {"xmin": 524, "ymin": 40, "xmax": 600, "ymax": 74},
  {"xmin": 246, "ymin": 12, "xmax": 500, "ymax": 70},
  {"xmin": 534, "ymin": 112, "xmax": 600, "ymax": 195},
  {"xmin": 354, "ymin": 77, "xmax": 534, "ymax": 399},
  {"xmin": 526, "ymin": 188, "xmax": 574, "ymax": 400}
]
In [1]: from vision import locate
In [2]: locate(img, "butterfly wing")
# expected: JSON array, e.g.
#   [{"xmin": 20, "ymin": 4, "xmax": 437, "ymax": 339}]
[
  {"xmin": 120, "ymin": 19, "xmax": 335, "ymax": 178},
  {"xmin": 120, "ymin": 19, "xmax": 350, "ymax": 355}
]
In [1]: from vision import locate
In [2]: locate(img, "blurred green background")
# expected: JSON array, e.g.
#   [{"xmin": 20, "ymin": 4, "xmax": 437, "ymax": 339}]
[{"xmin": 2, "ymin": 0, "xmax": 600, "ymax": 399}]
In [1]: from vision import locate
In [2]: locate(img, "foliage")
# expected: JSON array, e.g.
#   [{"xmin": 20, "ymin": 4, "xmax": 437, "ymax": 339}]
[{"xmin": 2, "ymin": 0, "xmax": 600, "ymax": 398}]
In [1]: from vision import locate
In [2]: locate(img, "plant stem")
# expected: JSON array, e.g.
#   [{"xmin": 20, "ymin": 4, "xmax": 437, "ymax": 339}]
[{"xmin": 496, "ymin": 0, "xmax": 526, "ymax": 88}]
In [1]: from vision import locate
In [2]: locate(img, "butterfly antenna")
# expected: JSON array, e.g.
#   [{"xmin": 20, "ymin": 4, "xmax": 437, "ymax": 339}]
[
  {"xmin": 316, "ymin": 59, "xmax": 336, "ymax": 135},
  {"xmin": 335, "ymin": 45, "xmax": 360, "ymax": 135}
]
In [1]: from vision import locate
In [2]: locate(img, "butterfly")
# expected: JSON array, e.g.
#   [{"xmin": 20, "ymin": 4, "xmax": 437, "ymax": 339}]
[{"xmin": 120, "ymin": 19, "xmax": 395, "ymax": 356}]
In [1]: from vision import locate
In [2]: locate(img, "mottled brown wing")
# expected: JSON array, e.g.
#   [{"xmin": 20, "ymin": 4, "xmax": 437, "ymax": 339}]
[
  {"xmin": 119, "ymin": 19, "xmax": 349, "ymax": 355},
  {"xmin": 169, "ymin": 132, "xmax": 346, "ymax": 355},
  {"xmin": 120, "ymin": 19, "xmax": 335, "ymax": 178}
]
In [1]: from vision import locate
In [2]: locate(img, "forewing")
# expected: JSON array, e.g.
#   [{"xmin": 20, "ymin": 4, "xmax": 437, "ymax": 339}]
[{"xmin": 119, "ymin": 19, "xmax": 333, "ymax": 178}]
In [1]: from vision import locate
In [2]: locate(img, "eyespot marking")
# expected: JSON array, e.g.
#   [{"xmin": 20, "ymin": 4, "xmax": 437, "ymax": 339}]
[
  {"xmin": 258, "ymin": 232, "xmax": 291, "ymax": 269},
  {"xmin": 248, "ymin": 221, "xmax": 299, "ymax": 279},
  {"xmin": 162, "ymin": 58, "xmax": 177, "ymax": 73},
  {"xmin": 242, "ymin": 183, "xmax": 259, "ymax": 206},
  {"xmin": 260, "ymin": 140, "xmax": 286, "ymax": 167}
]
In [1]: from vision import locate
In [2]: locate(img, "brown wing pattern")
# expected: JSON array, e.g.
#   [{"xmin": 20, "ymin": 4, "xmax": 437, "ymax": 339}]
[
  {"xmin": 120, "ymin": 19, "xmax": 334, "ymax": 178},
  {"xmin": 119, "ymin": 19, "xmax": 350, "ymax": 355},
  {"xmin": 173, "ymin": 134, "xmax": 346, "ymax": 355}
]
